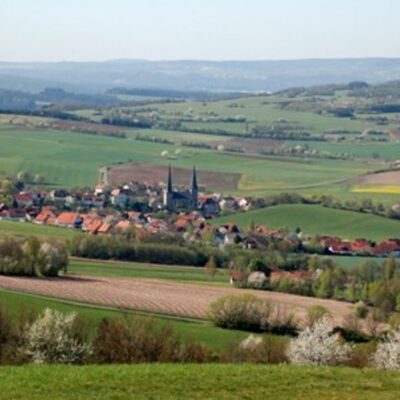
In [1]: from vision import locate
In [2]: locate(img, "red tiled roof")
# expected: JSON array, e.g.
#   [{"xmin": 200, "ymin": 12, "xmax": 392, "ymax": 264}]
[
  {"xmin": 56, "ymin": 212, "xmax": 80, "ymax": 226},
  {"xmin": 115, "ymin": 220, "xmax": 132, "ymax": 231}
]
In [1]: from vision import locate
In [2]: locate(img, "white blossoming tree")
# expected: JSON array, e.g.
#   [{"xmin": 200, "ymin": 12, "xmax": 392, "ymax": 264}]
[
  {"xmin": 23, "ymin": 309, "xmax": 92, "ymax": 364},
  {"xmin": 286, "ymin": 317, "xmax": 351, "ymax": 366},
  {"xmin": 373, "ymin": 328, "xmax": 400, "ymax": 370}
]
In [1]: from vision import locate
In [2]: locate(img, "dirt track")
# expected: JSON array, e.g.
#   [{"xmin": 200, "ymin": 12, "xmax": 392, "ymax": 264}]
[{"xmin": 0, "ymin": 275, "xmax": 355, "ymax": 325}]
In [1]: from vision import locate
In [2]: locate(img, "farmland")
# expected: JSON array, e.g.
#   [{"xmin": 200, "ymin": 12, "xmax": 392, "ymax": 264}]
[
  {"xmin": 1, "ymin": 364, "xmax": 400, "ymax": 400},
  {"xmin": 214, "ymin": 204, "xmax": 400, "ymax": 241},
  {"xmin": 0, "ymin": 274, "xmax": 355, "ymax": 326},
  {"xmin": 0, "ymin": 289, "xmax": 250, "ymax": 349}
]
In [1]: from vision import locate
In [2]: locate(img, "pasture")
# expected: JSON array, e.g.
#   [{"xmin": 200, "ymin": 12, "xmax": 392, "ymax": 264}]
[
  {"xmin": 214, "ymin": 204, "xmax": 400, "ymax": 241},
  {"xmin": 1, "ymin": 364, "xmax": 399, "ymax": 400}
]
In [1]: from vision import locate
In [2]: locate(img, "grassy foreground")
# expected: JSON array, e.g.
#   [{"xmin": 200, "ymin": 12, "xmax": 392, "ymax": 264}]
[{"xmin": 0, "ymin": 364, "xmax": 399, "ymax": 400}]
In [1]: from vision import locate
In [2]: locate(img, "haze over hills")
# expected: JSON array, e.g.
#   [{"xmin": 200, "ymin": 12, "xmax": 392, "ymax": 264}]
[{"xmin": 1, "ymin": 58, "xmax": 400, "ymax": 93}]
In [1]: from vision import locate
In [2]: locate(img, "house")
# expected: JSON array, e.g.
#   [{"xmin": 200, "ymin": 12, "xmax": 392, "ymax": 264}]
[
  {"xmin": 50, "ymin": 189, "xmax": 70, "ymax": 204},
  {"xmin": 114, "ymin": 220, "xmax": 133, "ymax": 232},
  {"xmin": 82, "ymin": 216, "xmax": 103, "ymax": 234},
  {"xmin": 97, "ymin": 223, "xmax": 113, "ymax": 234},
  {"xmin": 374, "ymin": 239, "xmax": 400, "ymax": 257},
  {"xmin": 350, "ymin": 239, "xmax": 373, "ymax": 255},
  {"xmin": 14, "ymin": 193, "xmax": 33, "ymax": 208},
  {"xmin": 219, "ymin": 196, "xmax": 239, "ymax": 211},
  {"xmin": 0, "ymin": 209, "xmax": 27, "ymax": 222},
  {"xmin": 34, "ymin": 208, "xmax": 56, "ymax": 225},
  {"xmin": 200, "ymin": 197, "xmax": 220, "ymax": 218},
  {"xmin": 111, "ymin": 189, "xmax": 129, "ymax": 208},
  {"xmin": 55, "ymin": 212, "xmax": 82, "ymax": 229},
  {"xmin": 95, "ymin": 183, "xmax": 111, "ymax": 196}
]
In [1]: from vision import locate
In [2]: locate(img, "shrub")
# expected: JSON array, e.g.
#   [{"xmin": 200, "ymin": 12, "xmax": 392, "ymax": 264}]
[
  {"xmin": 286, "ymin": 317, "xmax": 351, "ymax": 366},
  {"xmin": 208, "ymin": 294, "xmax": 271, "ymax": 332},
  {"xmin": 22, "ymin": 309, "xmax": 92, "ymax": 364},
  {"xmin": 373, "ymin": 327, "xmax": 400, "ymax": 370},
  {"xmin": 306, "ymin": 305, "xmax": 331, "ymax": 327},
  {"xmin": 226, "ymin": 334, "xmax": 288, "ymax": 364}
]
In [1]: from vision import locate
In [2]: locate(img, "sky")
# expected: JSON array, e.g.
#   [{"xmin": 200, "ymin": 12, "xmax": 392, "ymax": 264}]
[{"xmin": 1, "ymin": 0, "xmax": 399, "ymax": 62}]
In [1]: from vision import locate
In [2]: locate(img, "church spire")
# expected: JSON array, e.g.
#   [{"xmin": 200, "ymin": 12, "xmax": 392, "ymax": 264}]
[
  {"xmin": 167, "ymin": 164, "xmax": 173, "ymax": 193},
  {"xmin": 191, "ymin": 166, "xmax": 198, "ymax": 192}
]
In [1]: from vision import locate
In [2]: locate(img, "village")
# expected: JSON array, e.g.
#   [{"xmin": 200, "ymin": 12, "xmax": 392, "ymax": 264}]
[{"xmin": 1, "ymin": 165, "xmax": 400, "ymax": 259}]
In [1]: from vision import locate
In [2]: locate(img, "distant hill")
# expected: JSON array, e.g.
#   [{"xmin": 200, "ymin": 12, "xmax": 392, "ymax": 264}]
[{"xmin": 1, "ymin": 58, "xmax": 400, "ymax": 93}]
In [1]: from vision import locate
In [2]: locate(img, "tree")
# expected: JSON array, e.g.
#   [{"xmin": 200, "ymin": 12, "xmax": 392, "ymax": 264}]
[
  {"xmin": 33, "ymin": 174, "xmax": 45, "ymax": 185},
  {"xmin": 22, "ymin": 309, "xmax": 92, "ymax": 364},
  {"xmin": 16, "ymin": 170, "xmax": 32, "ymax": 183},
  {"xmin": 205, "ymin": 256, "xmax": 217, "ymax": 279},
  {"xmin": 22, "ymin": 236, "xmax": 44, "ymax": 276},
  {"xmin": 286, "ymin": 317, "xmax": 351, "ymax": 366},
  {"xmin": 384, "ymin": 256, "xmax": 397, "ymax": 282},
  {"xmin": 374, "ymin": 327, "xmax": 400, "ymax": 370}
]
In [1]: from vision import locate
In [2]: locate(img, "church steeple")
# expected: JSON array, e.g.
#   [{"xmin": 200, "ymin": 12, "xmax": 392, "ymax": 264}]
[
  {"xmin": 167, "ymin": 164, "xmax": 173, "ymax": 193},
  {"xmin": 191, "ymin": 166, "xmax": 198, "ymax": 210},
  {"xmin": 191, "ymin": 166, "xmax": 198, "ymax": 192}
]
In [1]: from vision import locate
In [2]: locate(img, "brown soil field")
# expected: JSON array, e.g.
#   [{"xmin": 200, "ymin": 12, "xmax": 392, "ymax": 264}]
[
  {"xmin": 353, "ymin": 170, "xmax": 400, "ymax": 185},
  {"xmin": 224, "ymin": 137, "xmax": 283, "ymax": 153},
  {"xmin": 107, "ymin": 163, "xmax": 241, "ymax": 190},
  {"xmin": 0, "ymin": 275, "xmax": 354, "ymax": 326}
]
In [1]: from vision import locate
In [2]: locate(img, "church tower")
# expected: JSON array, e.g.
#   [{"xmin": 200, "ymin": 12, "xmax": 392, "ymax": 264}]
[
  {"xmin": 163, "ymin": 165, "xmax": 173, "ymax": 209},
  {"xmin": 191, "ymin": 166, "xmax": 198, "ymax": 209}
]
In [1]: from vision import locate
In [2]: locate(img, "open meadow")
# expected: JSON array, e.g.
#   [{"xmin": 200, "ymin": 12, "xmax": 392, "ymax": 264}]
[
  {"xmin": 214, "ymin": 204, "xmax": 400, "ymax": 241},
  {"xmin": 1, "ymin": 364, "xmax": 400, "ymax": 400}
]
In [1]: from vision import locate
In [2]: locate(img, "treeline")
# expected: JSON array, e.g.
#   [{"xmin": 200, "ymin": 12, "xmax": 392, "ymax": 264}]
[
  {"xmin": 69, "ymin": 234, "xmax": 224, "ymax": 267},
  {"xmin": 0, "ymin": 237, "xmax": 68, "ymax": 277}
]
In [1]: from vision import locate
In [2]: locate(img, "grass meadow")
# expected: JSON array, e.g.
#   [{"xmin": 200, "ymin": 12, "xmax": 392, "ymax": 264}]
[
  {"xmin": 214, "ymin": 204, "xmax": 400, "ymax": 241},
  {"xmin": 0, "ymin": 364, "xmax": 399, "ymax": 400}
]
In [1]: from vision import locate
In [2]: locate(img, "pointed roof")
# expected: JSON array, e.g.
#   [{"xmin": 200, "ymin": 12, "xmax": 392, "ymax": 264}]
[
  {"xmin": 167, "ymin": 164, "xmax": 173, "ymax": 193},
  {"xmin": 191, "ymin": 166, "xmax": 198, "ymax": 191}
]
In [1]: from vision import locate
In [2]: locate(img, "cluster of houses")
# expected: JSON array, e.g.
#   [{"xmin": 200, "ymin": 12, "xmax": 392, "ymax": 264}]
[
  {"xmin": 319, "ymin": 236, "xmax": 400, "ymax": 257},
  {"xmin": 1, "ymin": 165, "xmax": 400, "ymax": 259}
]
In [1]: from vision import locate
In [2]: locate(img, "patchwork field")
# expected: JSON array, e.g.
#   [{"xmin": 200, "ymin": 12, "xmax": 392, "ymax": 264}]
[
  {"xmin": 0, "ymin": 274, "xmax": 355, "ymax": 326},
  {"xmin": 214, "ymin": 204, "xmax": 400, "ymax": 241},
  {"xmin": 0, "ymin": 127, "xmax": 386, "ymax": 199}
]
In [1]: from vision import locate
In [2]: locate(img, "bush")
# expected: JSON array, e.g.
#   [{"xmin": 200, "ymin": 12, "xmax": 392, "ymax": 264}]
[
  {"xmin": 22, "ymin": 309, "xmax": 92, "ymax": 364},
  {"xmin": 208, "ymin": 294, "xmax": 271, "ymax": 332},
  {"xmin": 225, "ymin": 334, "xmax": 288, "ymax": 364},
  {"xmin": 286, "ymin": 317, "xmax": 351, "ymax": 366},
  {"xmin": 306, "ymin": 305, "xmax": 331, "ymax": 327},
  {"xmin": 373, "ymin": 327, "xmax": 400, "ymax": 370}
]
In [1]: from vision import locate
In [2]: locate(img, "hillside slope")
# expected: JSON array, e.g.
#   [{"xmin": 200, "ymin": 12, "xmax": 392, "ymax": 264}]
[{"xmin": 214, "ymin": 204, "xmax": 400, "ymax": 241}]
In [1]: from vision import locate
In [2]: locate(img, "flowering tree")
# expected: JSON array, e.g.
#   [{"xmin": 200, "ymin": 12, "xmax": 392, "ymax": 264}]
[
  {"xmin": 374, "ymin": 328, "xmax": 400, "ymax": 370},
  {"xmin": 286, "ymin": 317, "xmax": 351, "ymax": 366},
  {"xmin": 23, "ymin": 309, "xmax": 92, "ymax": 364}
]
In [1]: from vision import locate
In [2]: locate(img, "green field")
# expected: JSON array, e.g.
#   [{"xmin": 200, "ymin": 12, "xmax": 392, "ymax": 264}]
[
  {"xmin": 214, "ymin": 204, "xmax": 400, "ymax": 241},
  {"xmin": 69, "ymin": 258, "xmax": 229, "ymax": 285},
  {"xmin": 0, "ymin": 220, "xmax": 76, "ymax": 240},
  {"xmin": 0, "ymin": 128, "xmax": 384, "ymax": 198},
  {"xmin": 0, "ymin": 364, "xmax": 399, "ymax": 400},
  {"xmin": 0, "ymin": 289, "xmax": 249, "ymax": 349}
]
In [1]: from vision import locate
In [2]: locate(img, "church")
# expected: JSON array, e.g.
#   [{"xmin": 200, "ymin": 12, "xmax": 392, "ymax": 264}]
[{"xmin": 163, "ymin": 166, "xmax": 199, "ymax": 211}]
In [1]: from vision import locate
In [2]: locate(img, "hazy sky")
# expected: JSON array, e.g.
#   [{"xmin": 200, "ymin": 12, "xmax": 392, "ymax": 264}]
[{"xmin": 1, "ymin": 0, "xmax": 399, "ymax": 62}]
